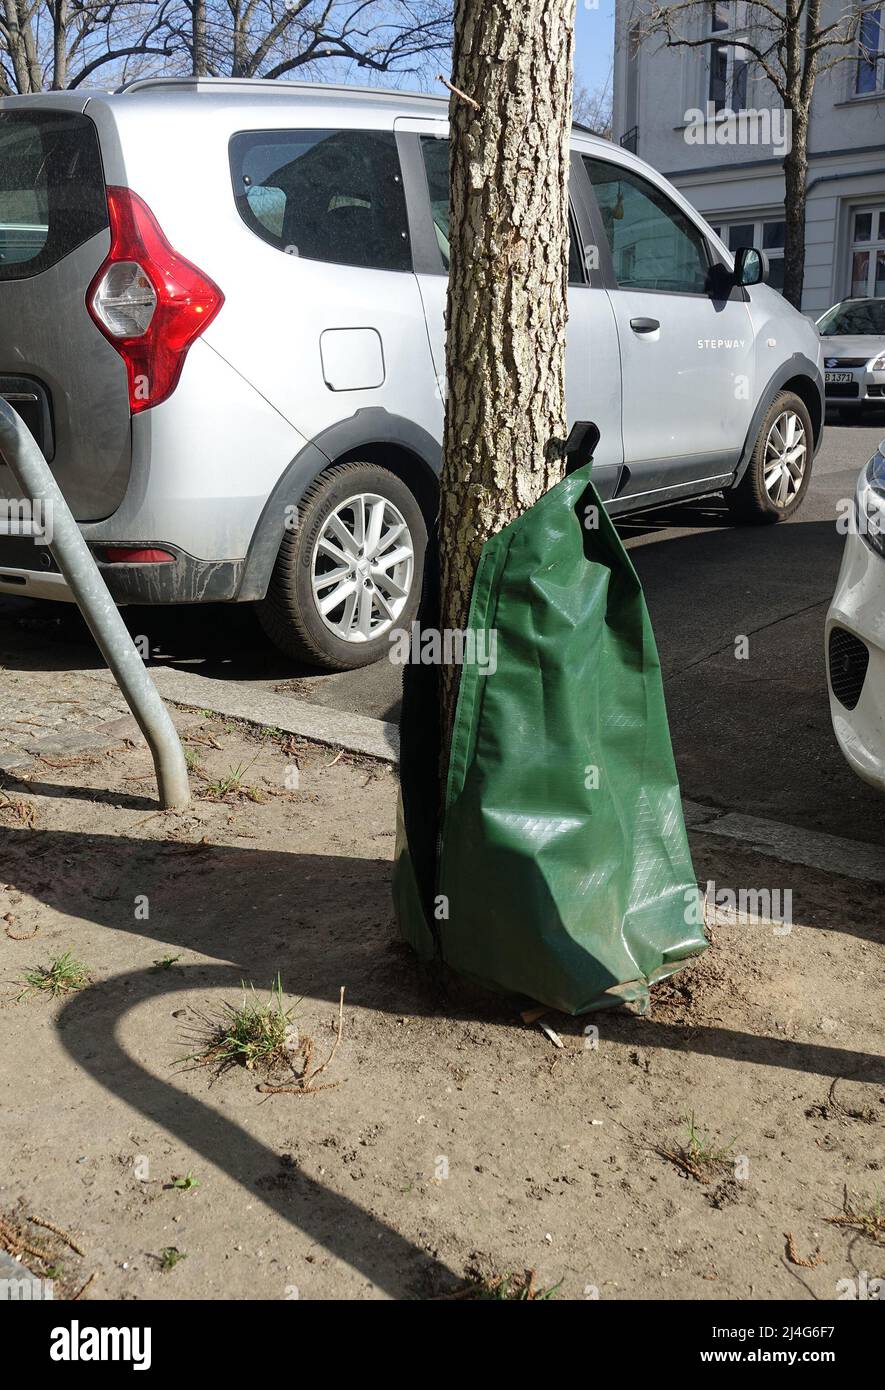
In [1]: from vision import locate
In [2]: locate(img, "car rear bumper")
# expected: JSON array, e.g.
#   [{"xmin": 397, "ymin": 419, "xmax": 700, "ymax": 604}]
[
  {"xmin": 826, "ymin": 526, "xmax": 885, "ymax": 792},
  {"xmin": 0, "ymin": 535, "xmax": 242, "ymax": 605}
]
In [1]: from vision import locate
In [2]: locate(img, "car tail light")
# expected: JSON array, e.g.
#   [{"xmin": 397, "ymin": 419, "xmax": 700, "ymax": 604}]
[{"xmin": 87, "ymin": 187, "xmax": 223, "ymax": 413}]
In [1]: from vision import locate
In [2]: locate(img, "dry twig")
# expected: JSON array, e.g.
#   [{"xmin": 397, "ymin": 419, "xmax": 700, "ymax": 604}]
[
  {"xmin": 784, "ymin": 1232, "xmax": 824, "ymax": 1268},
  {"xmin": 437, "ymin": 74, "xmax": 482, "ymax": 110},
  {"xmin": 29, "ymin": 1214, "xmax": 84, "ymax": 1256},
  {"xmin": 257, "ymin": 986, "xmax": 346, "ymax": 1098},
  {"xmin": 72, "ymin": 1270, "xmax": 97, "ymax": 1300}
]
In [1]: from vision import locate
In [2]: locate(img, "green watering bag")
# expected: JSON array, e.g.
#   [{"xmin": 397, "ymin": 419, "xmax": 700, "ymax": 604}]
[{"xmin": 393, "ymin": 454, "xmax": 706, "ymax": 1015}]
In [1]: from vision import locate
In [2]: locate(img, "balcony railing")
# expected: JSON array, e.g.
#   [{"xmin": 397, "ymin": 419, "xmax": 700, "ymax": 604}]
[{"xmin": 620, "ymin": 125, "xmax": 638, "ymax": 154}]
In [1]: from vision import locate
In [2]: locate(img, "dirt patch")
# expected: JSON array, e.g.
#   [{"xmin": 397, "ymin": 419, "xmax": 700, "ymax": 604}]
[{"xmin": 0, "ymin": 682, "xmax": 883, "ymax": 1299}]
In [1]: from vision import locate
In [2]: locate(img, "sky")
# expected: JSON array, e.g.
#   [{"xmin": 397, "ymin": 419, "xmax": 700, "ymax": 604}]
[
  {"xmin": 574, "ymin": 1, "xmax": 616, "ymax": 98},
  {"xmin": 337, "ymin": 3, "xmax": 617, "ymax": 101}
]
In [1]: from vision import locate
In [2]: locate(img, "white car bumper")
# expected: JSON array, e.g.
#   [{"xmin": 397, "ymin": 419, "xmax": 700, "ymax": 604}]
[{"xmin": 826, "ymin": 525, "xmax": 885, "ymax": 791}]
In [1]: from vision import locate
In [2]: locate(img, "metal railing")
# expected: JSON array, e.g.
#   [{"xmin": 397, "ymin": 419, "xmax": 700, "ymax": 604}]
[
  {"xmin": 620, "ymin": 126, "xmax": 639, "ymax": 154},
  {"xmin": 0, "ymin": 397, "xmax": 190, "ymax": 809}
]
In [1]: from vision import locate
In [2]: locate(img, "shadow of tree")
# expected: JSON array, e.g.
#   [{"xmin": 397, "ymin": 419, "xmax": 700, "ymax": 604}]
[{"xmin": 3, "ymin": 821, "xmax": 883, "ymax": 1295}]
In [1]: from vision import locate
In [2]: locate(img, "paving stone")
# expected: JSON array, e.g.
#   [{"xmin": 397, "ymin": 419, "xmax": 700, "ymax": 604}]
[
  {"xmin": 97, "ymin": 714, "xmax": 145, "ymax": 744},
  {"xmin": 24, "ymin": 729, "xmax": 117, "ymax": 757},
  {"xmin": 0, "ymin": 752, "xmax": 32, "ymax": 772}
]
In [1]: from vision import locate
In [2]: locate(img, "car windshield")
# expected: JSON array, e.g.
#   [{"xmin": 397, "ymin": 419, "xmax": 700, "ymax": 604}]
[{"xmin": 817, "ymin": 300, "xmax": 885, "ymax": 336}]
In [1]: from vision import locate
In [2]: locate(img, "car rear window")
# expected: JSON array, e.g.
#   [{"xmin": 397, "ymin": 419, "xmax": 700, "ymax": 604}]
[
  {"xmin": 229, "ymin": 128, "xmax": 411, "ymax": 272},
  {"xmin": 0, "ymin": 110, "xmax": 107, "ymax": 281}
]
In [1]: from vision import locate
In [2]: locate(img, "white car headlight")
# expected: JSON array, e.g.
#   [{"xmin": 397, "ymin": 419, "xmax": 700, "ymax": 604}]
[
  {"xmin": 869, "ymin": 353, "xmax": 885, "ymax": 371},
  {"xmin": 857, "ymin": 449, "xmax": 885, "ymax": 557}
]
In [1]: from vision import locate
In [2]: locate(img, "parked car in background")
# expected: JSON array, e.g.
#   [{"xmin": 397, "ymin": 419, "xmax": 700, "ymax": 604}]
[
  {"xmin": 817, "ymin": 298, "xmax": 885, "ymax": 419},
  {"xmin": 826, "ymin": 444, "xmax": 885, "ymax": 792},
  {"xmin": 0, "ymin": 79, "xmax": 824, "ymax": 670}
]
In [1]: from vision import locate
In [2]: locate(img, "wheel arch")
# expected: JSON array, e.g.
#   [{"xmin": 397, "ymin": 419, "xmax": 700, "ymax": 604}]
[
  {"xmin": 732, "ymin": 355, "xmax": 824, "ymax": 489},
  {"xmin": 238, "ymin": 410, "xmax": 440, "ymax": 602}
]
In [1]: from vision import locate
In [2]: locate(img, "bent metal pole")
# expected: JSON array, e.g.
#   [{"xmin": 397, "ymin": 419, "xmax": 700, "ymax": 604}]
[{"xmin": 0, "ymin": 398, "xmax": 190, "ymax": 809}]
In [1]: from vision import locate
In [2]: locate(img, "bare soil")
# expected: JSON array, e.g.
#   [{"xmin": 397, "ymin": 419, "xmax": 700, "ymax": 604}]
[{"xmin": 0, "ymin": 669, "xmax": 883, "ymax": 1300}]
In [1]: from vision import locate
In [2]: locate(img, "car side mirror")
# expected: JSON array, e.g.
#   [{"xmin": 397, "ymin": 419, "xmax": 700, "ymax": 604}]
[{"xmin": 733, "ymin": 246, "xmax": 769, "ymax": 287}]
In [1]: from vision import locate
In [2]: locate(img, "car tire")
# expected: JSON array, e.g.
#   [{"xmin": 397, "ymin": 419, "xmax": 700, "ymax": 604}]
[
  {"xmin": 725, "ymin": 390, "xmax": 814, "ymax": 524},
  {"xmin": 257, "ymin": 461, "xmax": 427, "ymax": 671}
]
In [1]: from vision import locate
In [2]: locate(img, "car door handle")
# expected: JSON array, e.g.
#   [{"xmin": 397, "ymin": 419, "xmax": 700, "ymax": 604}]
[{"xmin": 630, "ymin": 317, "xmax": 660, "ymax": 333}]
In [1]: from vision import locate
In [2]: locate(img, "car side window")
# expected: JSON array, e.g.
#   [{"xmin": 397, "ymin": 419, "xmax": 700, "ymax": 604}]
[
  {"xmin": 229, "ymin": 128, "xmax": 411, "ymax": 272},
  {"xmin": 419, "ymin": 135, "xmax": 451, "ymax": 268},
  {"xmin": 583, "ymin": 156, "xmax": 710, "ymax": 295},
  {"xmin": 568, "ymin": 212, "xmax": 585, "ymax": 285}
]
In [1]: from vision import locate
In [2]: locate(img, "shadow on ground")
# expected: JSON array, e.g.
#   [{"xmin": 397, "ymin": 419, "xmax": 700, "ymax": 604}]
[{"xmin": 2, "ymin": 821, "xmax": 884, "ymax": 1295}]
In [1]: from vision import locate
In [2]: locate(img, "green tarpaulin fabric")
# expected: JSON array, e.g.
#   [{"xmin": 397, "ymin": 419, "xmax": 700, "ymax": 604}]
[{"xmin": 393, "ymin": 458, "xmax": 706, "ymax": 1015}]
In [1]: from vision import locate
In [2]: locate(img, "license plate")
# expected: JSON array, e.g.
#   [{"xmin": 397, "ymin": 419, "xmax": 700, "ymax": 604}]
[{"xmin": 825, "ymin": 372, "xmax": 853, "ymax": 385}]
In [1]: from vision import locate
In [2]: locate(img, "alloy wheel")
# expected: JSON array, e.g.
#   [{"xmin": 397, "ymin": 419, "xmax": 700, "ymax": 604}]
[
  {"xmin": 763, "ymin": 410, "xmax": 807, "ymax": 508},
  {"xmin": 310, "ymin": 492, "xmax": 414, "ymax": 643}
]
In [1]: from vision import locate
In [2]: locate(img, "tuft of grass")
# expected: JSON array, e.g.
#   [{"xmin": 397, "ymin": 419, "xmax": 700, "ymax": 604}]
[
  {"xmin": 178, "ymin": 975, "xmax": 295, "ymax": 1076},
  {"xmin": 20, "ymin": 950, "xmax": 89, "ymax": 1000},
  {"xmin": 200, "ymin": 758, "xmax": 264, "ymax": 802},
  {"xmin": 460, "ymin": 1269, "xmax": 561, "ymax": 1301},
  {"xmin": 170, "ymin": 1171, "xmax": 200, "ymax": 1192},
  {"xmin": 829, "ymin": 1187, "xmax": 885, "ymax": 1245},
  {"xmin": 152, "ymin": 953, "xmax": 182, "ymax": 971},
  {"xmin": 183, "ymin": 746, "xmax": 203, "ymax": 773},
  {"xmin": 682, "ymin": 1111, "xmax": 736, "ymax": 1169},
  {"xmin": 159, "ymin": 1246, "xmax": 186, "ymax": 1272},
  {"xmin": 655, "ymin": 1111, "xmax": 736, "ymax": 1183}
]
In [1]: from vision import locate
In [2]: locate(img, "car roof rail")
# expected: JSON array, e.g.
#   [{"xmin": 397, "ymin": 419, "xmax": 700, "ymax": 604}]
[{"xmin": 115, "ymin": 75, "xmax": 447, "ymax": 104}]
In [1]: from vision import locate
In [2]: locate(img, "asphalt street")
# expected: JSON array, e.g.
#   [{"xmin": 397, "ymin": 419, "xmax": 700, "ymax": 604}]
[{"xmin": 2, "ymin": 408, "xmax": 884, "ymax": 847}]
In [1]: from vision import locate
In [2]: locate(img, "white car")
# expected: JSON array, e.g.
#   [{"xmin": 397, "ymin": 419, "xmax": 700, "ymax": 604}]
[
  {"xmin": 826, "ymin": 443, "xmax": 885, "ymax": 790},
  {"xmin": 0, "ymin": 78, "xmax": 824, "ymax": 672}
]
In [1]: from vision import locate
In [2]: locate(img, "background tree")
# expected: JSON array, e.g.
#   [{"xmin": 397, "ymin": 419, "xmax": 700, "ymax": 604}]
[
  {"xmin": 574, "ymin": 68, "xmax": 612, "ymax": 136},
  {"xmin": 640, "ymin": 0, "xmax": 879, "ymax": 307},
  {"xmin": 438, "ymin": 0, "xmax": 577, "ymax": 747},
  {"xmin": 0, "ymin": 1, "xmax": 176, "ymax": 93},
  {"xmin": 0, "ymin": 0, "xmax": 451, "ymax": 90}
]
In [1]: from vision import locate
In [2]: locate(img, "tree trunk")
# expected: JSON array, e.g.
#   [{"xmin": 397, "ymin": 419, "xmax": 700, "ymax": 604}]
[
  {"xmin": 3, "ymin": 0, "xmax": 34, "ymax": 91},
  {"xmin": 438, "ymin": 0, "xmax": 576, "ymax": 752},
  {"xmin": 231, "ymin": 3, "xmax": 250, "ymax": 77},
  {"xmin": 51, "ymin": 0, "xmax": 67, "ymax": 89},
  {"xmin": 781, "ymin": 101, "xmax": 809, "ymax": 310},
  {"xmin": 192, "ymin": 0, "xmax": 208, "ymax": 76},
  {"xmin": 19, "ymin": 0, "xmax": 43, "ymax": 91}
]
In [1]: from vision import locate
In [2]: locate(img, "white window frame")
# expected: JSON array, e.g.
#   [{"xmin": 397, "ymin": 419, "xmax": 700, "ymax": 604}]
[
  {"xmin": 707, "ymin": 215, "xmax": 786, "ymax": 291},
  {"xmin": 848, "ymin": 205, "xmax": 885, "ymax": 296},
  {"xmin": 854, "ymin": 6, "xmax": 885, "ymax": 97},
  {"xmin": 704, "ymin": 1, "xmax": 753, "ymax": 112}
]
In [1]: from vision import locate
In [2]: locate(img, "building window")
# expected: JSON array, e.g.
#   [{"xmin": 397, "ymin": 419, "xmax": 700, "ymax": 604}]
[
  {"xmin": 708, "ymin": 217, "xmax": 786, "ymax": 292},
  {"xmin": 707, "ymin": 2, "xmax": 750, "ymax": 111},
  {"xmin": 849, "ymin": 206, "xmax": 885, "ymax": 296},
  {"xmin": 856, "ymin": 9, "xmax": 885, "ymax": 95}
]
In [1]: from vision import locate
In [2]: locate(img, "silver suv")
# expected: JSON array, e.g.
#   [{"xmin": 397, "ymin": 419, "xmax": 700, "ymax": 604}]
[{"xmin": 0, "ymin": 78, "xmax": 825, "ymax": 670}]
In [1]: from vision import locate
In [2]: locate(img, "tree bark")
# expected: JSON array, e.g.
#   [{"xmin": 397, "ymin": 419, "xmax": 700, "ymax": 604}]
[
  {"xmin": 192, "ymin": 0, "xmax": 208, "ymax": 76},
  {"xmin": 439, "ymin": 0, "xmax": 576, "ymax": 753},
  {"xmin": 782, "ymin": 101, "xmax": 809, "ymax": 309},
  {"xmin": 50, "ymin": 0, "xmax": 67, "ymax": 89},
  {"xmin": 19, "ymin": 0, "xmax": 43, "ymax": 91},
  {"xmin": 3, "ymin": 0, "xmax": 35, "ymax": 91}
]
